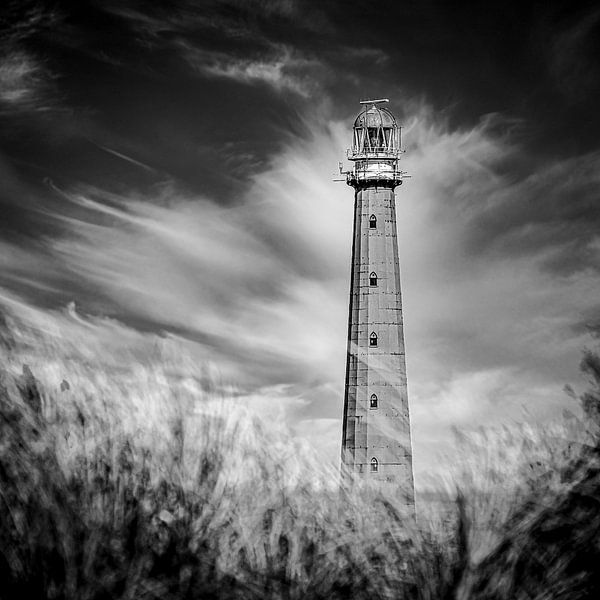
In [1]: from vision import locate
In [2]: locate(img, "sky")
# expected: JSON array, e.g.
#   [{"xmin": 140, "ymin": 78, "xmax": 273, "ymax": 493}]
[{"xmin": 1, "ymin": 0, "xmax": 599, "ymax": 484}]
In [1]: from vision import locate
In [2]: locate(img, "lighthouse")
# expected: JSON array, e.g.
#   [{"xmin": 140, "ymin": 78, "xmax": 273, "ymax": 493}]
[{"xmin": 340, "ymin": 99, "xmax": 415, "ymax": 507}]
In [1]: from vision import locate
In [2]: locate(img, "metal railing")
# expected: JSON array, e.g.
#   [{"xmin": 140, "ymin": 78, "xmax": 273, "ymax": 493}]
[{"xmin": 347, "ymin": 148, "xmax": 401, "ymax": 159}]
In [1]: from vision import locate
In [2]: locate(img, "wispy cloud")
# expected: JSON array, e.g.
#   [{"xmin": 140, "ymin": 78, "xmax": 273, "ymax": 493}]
[
  {"xmin": 0, "ymin": 3, "xmax": 62, "ymax": 112},
  {"xmin": 184, "ymin": 45, "xmax": 320, "ymax": 96},
  {"xmin": 93, "ymin": 143, "xmax": 159, "ymax": 173},
  {"xmin": 399, "ymin": 107, "xmax": 600, "ymax": 276},
  {"xmin": 97, "ymin": 1, "xmax": 326, "ymax": 96},
  {"xmin": 42, "ymin": 171, "xmax": 346, "ymax": 391},
  {"xmin": 0, "ymin": 51, "xmax": 53, "ymax": 111},
  {"xmin": 465, "ymin": 150, "xmax": 600, "ymax": 273},
  {"xmin": 104, "ymin": 0, "xmax": 321, "ymax": 43}
]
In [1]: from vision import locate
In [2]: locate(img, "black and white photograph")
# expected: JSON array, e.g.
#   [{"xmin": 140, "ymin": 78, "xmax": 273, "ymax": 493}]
[{"xmin": 1, "ymin": 1, "xmax": 599, "ymax": 598}]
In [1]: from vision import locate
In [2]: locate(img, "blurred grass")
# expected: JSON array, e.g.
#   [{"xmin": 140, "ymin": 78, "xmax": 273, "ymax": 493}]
[{"xmin": 1, "ymin": 305, "xmax": 599, "ymax": 599}]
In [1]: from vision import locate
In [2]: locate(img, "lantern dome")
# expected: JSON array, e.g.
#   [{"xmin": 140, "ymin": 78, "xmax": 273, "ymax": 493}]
[{"xmin": 353, "ymin": 105, "xmax": 397, "ymax": 129}]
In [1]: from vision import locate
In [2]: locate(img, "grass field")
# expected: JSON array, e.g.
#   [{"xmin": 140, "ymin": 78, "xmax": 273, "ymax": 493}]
[{"xmin": 1, "ymin": 306, "xmax": 599, "ymax": 599}]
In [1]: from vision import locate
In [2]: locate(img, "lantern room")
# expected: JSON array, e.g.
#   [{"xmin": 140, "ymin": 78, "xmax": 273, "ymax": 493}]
[
  {"xmin": 350, "ymin": 102, "xmax": 400, "ymax": 158},
  {"xmin": 340, "ymin": 99, "xmax": 409, "ymax": 188}
]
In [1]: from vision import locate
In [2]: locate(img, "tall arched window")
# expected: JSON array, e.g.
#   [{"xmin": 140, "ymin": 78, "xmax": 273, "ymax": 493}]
[
  {"xmin": 369, "ymin": 214, "xmax": 377, "ymax": 229},
  {"xmin": 369, "ymin": 272, "xmax": 378, "ymax": 286},
  {"xmin": 370, "ymin": 457, "xmax": 378, "ymax": 472},
  {"xmin": 370, "ymin": 332, "xmax": 378, "ymax": 347},
  {"xmin": 370, "ymin": 393, "xmax": 378, "ymax": 408}
]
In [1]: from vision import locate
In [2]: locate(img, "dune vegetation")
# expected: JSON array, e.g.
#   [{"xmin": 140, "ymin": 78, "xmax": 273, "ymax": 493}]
[{"xmin": 1, "ymin": 307, "xmax": 599, "ymax": 600}]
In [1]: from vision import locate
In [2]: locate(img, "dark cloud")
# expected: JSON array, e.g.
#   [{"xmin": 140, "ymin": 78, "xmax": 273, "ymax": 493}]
[
  {"xmin": 458, "ymin": 150, "xmax": 600, "ymax": 275},
  {"xmin": 0, "ymin": 1, "xmax": 60, "ymax": 42},
  {"xmin": 0, "ymin": 2, "xmax": 63, "ymax": 113},
  {"xmin": 542, "ymin": 5, "xmax": 600, "ymax": 104}
]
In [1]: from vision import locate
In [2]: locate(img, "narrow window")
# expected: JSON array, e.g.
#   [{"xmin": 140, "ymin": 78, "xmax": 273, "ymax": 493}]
[
  {"xmin": 369, "ymin": 214, "xmax": 377, "ymax": 229},
  {"xmin": 370, "ymin": 457, "xmax": 378, "ymax": 472},
  {"xmin": 370, "ymin": 332, "xmax": 378, "ymax": 347},
  {"xmin": 369, "ymin": 272, "xmax": 378, "ymax": 286},
  {"xmin": 370, "ymin": 394, "xmax": 378, "ymax": 409}
]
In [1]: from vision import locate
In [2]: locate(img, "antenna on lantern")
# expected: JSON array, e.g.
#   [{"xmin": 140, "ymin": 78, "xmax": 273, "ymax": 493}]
[{"xmin": 359, "ymin": 98, "xmax": 389, "ymax": 105}]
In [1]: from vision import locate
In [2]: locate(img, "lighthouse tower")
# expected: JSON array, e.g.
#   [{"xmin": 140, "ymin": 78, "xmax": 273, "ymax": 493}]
[{"xmin": 340, "ymin": 99, "xmax": 415, "ymax": 507}]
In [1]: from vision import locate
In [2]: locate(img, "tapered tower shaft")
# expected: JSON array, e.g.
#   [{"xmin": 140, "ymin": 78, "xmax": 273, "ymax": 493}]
[{"xmin": 340, "ymin": 101, "xmax": 414, "ymax": 507}]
